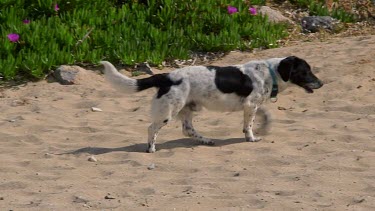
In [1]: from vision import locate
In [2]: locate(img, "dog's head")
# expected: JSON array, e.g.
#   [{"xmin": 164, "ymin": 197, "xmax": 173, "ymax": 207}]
[{"xmin": 277, "ymin": 56, "xmax": 323, "ymax": 93}]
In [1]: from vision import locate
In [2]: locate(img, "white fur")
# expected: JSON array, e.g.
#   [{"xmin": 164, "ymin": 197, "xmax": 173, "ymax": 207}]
[
  {"xmin": 101, "ymin": 58, "xmax": 289, "ymax": 153},
  {"xmin": 100, "ymin": 61, "xmax": 138, "ymax": 93}
]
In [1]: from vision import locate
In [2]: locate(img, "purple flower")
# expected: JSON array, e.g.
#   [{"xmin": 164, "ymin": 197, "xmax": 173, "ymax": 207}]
[
  {"xmin": 54, "ymin": 3, "xmax": 59, "ymax": 11},
  {"xmin": 7, "ymin": 33, "xmax": 20, "ymax": 42},
  {"xmin": 23, "ymin": 19, "xmax": 30, "ymax": 24},
  {"xmin": 249, "ymin": 7, "xmax": 257, "ymax": 15},
  {"xmin": 227, "ymin": 6, "xmax": 238, "ymax": 15}
]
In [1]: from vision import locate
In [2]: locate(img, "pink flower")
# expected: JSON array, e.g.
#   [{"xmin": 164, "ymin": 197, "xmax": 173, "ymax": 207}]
[
  {"xmin": 54, "ymin": 3, "xmax": 59, "ymax": 11},
  {"xmin": 227, "ymin": 6, "xmax": 238, "ymax": 15},
  {"xmin": 7, "ymin": 33, "xmax": 20, "ymax": 42},
  {"xmin": 249, "ymin": 7, "xmax": 257, "ymax": 15},
  {"xmin": 23, "ymin": 19, "xmax": 30, "ymax": 24}
]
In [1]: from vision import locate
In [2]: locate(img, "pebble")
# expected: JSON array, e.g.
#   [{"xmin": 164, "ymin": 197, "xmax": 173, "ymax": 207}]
[
  {"xmin": 104, "ymin": 194, "xmax": 115, "ymax": 200},
  {"xmin": 44, "ymin": 153, "xmax": 53, "ymax": 158},
  {"xmin": 278, "ymin": 106, "xmax": 287, "ymax": 110},
  {"xmin": 8, "ymin": 116, "xmax": 25, "ymax": 122},
  {"xmin": 91, "ymin": 107, "xmax": 103, "ymax": 112},
  {"xmin": 88, "ymin": 156, "xmax": 97, "ymax": 162},
  {"xmin": 147, "ymin": 163, "xmax": 155, "ymax": 170},
  {"xmin": 73, "ymin": 195, "xmax": 90, "ymax": 203}
]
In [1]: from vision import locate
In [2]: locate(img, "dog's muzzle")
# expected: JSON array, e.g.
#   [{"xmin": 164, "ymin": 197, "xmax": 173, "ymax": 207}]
[{"xmin": 303, "ymin": 80, "xmax": 323, "ymax": 93}]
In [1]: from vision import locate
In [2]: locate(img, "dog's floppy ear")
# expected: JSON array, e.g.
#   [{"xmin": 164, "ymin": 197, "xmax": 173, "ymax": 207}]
[{"xmin": 277, "ymin": 56, "xmax": 297, "ymax": 82}]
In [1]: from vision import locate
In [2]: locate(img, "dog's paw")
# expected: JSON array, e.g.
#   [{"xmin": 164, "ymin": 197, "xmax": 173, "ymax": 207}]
[
  {"xmin": 245, "ymin": 137, "xmax": 262, "ymax": 142},
  {"xmin": 200, "ymin": 139, "xmax": 215, "ymax": 146},
  {"xmin": 146, "ymin": 144, "xmax": 156, "ymax": 153},
  {"xmin": 146, "ymin": 148, "xmax": 156, "ymax": 153}
]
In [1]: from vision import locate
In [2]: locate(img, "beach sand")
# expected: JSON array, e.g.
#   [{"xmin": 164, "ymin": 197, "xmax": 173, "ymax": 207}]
[{"xmin": 1, "ymin": 35, "xmax": 374, "ymax": 210}]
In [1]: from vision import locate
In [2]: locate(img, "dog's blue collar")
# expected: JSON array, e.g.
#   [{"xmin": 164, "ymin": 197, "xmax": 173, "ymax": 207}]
[{"xmin": 267, "ymin": 62, "xmax": 278, "ymax": 101}]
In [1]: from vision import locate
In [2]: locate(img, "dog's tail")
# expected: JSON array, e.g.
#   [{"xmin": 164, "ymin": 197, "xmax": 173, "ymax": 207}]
[
  {"xmin": 100, "ymin": 61, "xmax": 138, "ymax": 93},
  {"xmin": 100, "ymin": 61, "xmax": 182, "ymax": 94},
  {"xmin": 256, "ymin": 107, "xmax": 271, "ymax": 135}
]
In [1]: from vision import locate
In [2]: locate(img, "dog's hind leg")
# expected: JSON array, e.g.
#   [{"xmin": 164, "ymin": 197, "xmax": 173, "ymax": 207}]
[
  {"xmin": 178, "ymin": 108, "xmax": 214, "ymax": 146},
  {"xmin": 243, "ymin": 104, "xmax": 262, "ymax": 142},
  {"xmin": 147, "ymin": 90, "xmax": 187, "ymax": 153}
]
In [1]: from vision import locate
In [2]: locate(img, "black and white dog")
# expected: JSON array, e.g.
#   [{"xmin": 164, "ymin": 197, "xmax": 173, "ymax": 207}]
[{"xmin": 101, "ymin": 56, "xmax": 323, "ymax": 153}]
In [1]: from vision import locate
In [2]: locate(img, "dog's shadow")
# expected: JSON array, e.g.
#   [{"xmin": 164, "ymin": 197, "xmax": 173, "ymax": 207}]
[{"xmin": 66, "ymin": 138, "xmax": 246, "ymax": 155}]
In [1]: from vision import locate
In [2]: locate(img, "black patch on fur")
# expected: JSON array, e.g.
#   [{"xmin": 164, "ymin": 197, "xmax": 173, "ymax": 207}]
[
  {"xmin": 277, "ymin": 56, "xmax": 323, "ymax": 91},
  {"xmin": 208, "ymin": 66, "xmax": 253, "ymax": 97},
  {"xmin": 136, "ymin": 73, "xmax": 182, "ymax": 98}
]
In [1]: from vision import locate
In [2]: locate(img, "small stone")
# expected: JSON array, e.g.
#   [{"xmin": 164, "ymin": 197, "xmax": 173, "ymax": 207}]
[
  {"xmin": 73, "ymin": 195, "xmax": 90, "ymax": 203},
  {"xmin": 91, "ymin": 107, "xmax": 102, "ymax": 112},
  {"xmin": 234, "ymin": 172, "xmax": 240, "ymax": 177},
  {"xmin": 11, "ymin": 100, "xmax": 28, "ymax": 107},
  {"xmin": 301, "ymin": 16, "xmax": 336, "ymax": 33},
  {"xmin": 278, "ymin": 106, "xmax": 287, "ymax": 110},
  {"xmin": 54, "ymin": 65, "xmax": 84, "ymax": 85},
  {"xmin": 353, "ymin": 198, "xmax": 365, "ymax": 204},
  {"xmin": 258, "ymin": 6, "xmax": 293, "ymax": 24},
  {"xmin": 88, "ymin": 156, "xmax": 97, "ymax": 162},
  {"xmin": 44, "ymin": 153, "xmax": 53, "ymax": 158},
  {"xmin": 0, "ymin": 197, "xmax": 4, "ymax": 200},
  {"xmin": 8, "ymin": 116, "xmax": 25, "ymax": 122},
  {"xmin": 135, "ymin": 63, "xmax": 154, "ymax": 75},
  {"xmin": 104, "ymin": 194, "xmax": 115, "ymax": 200},
  {"xmin": 147, "ymin": 163, "xmax": 155, "ymax": 170}
]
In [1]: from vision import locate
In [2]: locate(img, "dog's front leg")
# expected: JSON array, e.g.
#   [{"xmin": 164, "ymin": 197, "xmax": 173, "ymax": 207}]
[
  {"xmin": 243, "ymin": 105, "xmax": 261, "ymax": 142},
  {"xmin": 147, "ymin": 122, "xmax": 167, "ymax": 153}
]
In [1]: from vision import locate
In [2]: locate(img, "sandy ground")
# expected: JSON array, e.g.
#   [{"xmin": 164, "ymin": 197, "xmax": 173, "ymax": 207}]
[{"xmin": 0, "ymin": 35, "xmax": 374, "ymax": 211}]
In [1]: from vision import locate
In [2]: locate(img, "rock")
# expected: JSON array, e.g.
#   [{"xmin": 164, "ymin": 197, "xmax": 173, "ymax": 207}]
[
  {"xmin": 87, "ymin": 156, "xmax": 97, "ymax": 162},
  {"xmin": 259, "ymin": 6, "xmax": 293, "ymax": 24},
  {"xmin": 104, "ymin": 194, "xmax": 115, "ymax": 200},
  {"xmin": 53, "ymin": 65, "xmax": 86, "ymax": 85},
  {"xmin": 135, "ymin": 63, "xmax": 154, "ymax": 75},
  {"xmin": 91, "ymin": 107, "xmax": 103, "ymax": 112},
  {"xmin": 301, "ymin": 16, "xmax": 337, "ymax": 33},
  {"xmin": 83, "ymin": 204, "xmax": 90, "ymax": 208},
  {"xmin": 277, "ymin": 106, "xmax": 287, "ymax": 110},
  {"xmin": 11, "ymin": 99, "xmax": 29, "ymax": 107},
  {"xmin": 73, "ymin": 195, "xmax": 90, "ymax": 203},
  {"xmin": 147, "ymin": 163, "xmax": 155, "ymax": 170},
  {"xmin": 44, "ymin": 153, "xmax": 53, "ymax": 158},
  {"xmin": 8, "ymin": 116, "xmax": 25, "ymax": 122}
]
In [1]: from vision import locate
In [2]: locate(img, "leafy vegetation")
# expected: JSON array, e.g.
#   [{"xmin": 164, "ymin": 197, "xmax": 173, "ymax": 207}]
[
  {"xmin": 289, "ymin": 0, "xmax": 356, "ymax": 22},
  {"xmin": 0, "ymin": 0, "xmax": 286, "ymax": 80},
  {"xmin": 1, "ymin": 0, "xmax": 358, "ymax": 81}
]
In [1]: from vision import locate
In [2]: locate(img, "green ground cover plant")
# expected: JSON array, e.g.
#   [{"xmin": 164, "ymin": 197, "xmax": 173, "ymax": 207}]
[
  {"xmin": 0, "ymin": 0, "xmax": 358, "ymax": 81},
  {"xmin": 1, "ymin": 0, "xmax": 286, "ymax": 80},
  {"xmin": 289, "ymin": 0, "xmax": 356, "ymax": 22}
]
